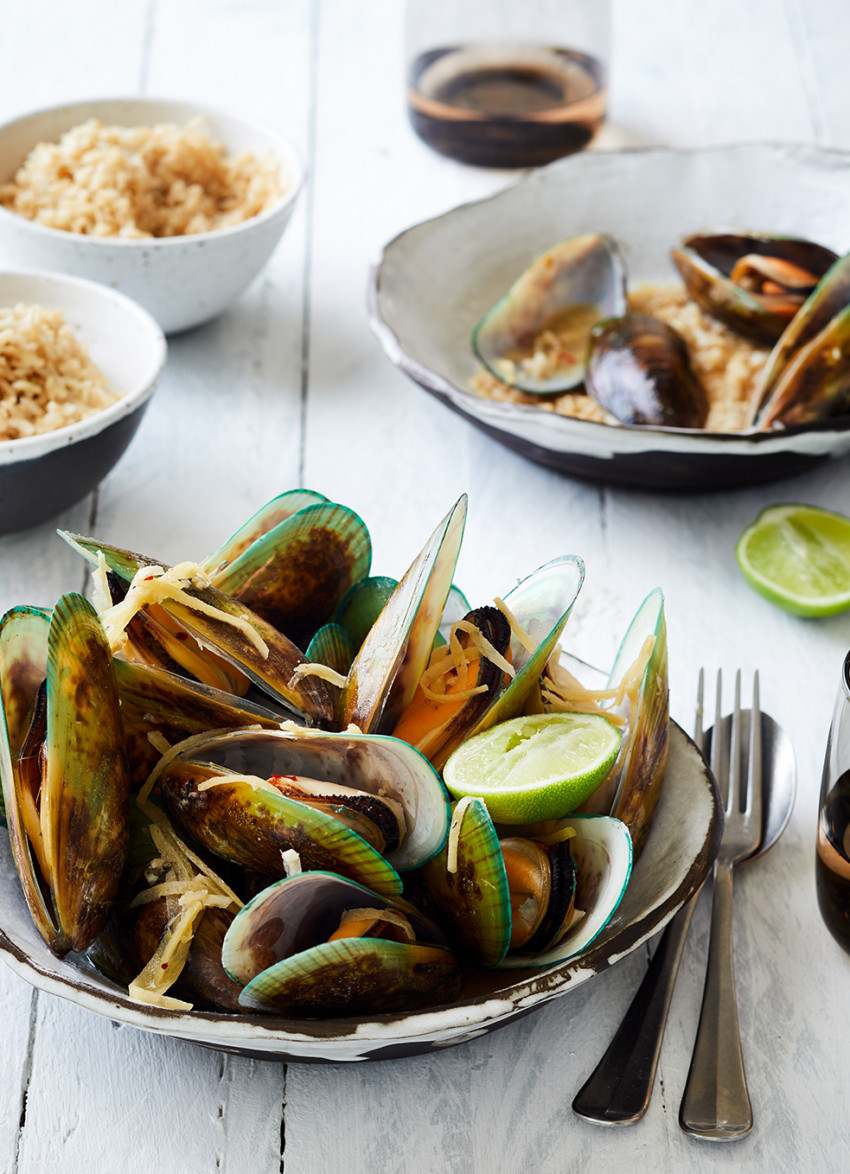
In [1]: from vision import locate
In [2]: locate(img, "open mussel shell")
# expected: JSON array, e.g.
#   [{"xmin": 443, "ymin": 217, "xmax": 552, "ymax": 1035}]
[
  {"xmin": 205, "ymin": 501, "xmax": 372, "ymax": 650},
  {"xmin": 472, "ymin": 233, "xmax": 627, "ymax": 394},
  {"xmin": 0, "ymin": 595, "xmax": 130, "ymax": 956},
  {"xmin": 60, "ymin": 533, "xmax": 333, "ymax": 725},
  {"xmin": 751, "ymin": 252, "xmax": 850, "ymax": 429},
  {"xmin": 420, "ymin": 797, "xmax": 511, "ymax": 967},
  {"xmin": 671, "ymin": 229, "xmax": 838, "ymax": 345},
  {"xmin": 585, "ymin": 314, "xmax": 708, "ymax": 428},
  {"xmin": 158, "ymin": 757, "xmax": 404, "ymax": 897},
  {"xmin": 159, "ymin": 726, "xmax": 451, "ymax": 872},
  {"xmin": 221, "ymin": 871, "xmax": 461, "ymax": 1016},
  {"xmin": 466, "ymin": 555, "xmax": 585, "ymax": 736},
  {"xmin": 341, "ymin": 495, "xmax": 467, "ymax": 734},
  {"xmin": 580, "ymin": 588, "xmax": 669, "ymax": 859},
  {"xmin": 495, "ymin": 815, "xmax": 632, "ymax": 970}
]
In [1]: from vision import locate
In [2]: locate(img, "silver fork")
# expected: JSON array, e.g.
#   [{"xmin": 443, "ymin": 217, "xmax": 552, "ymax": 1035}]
[
  {"xmin": 571, "ymin": 669, "xmax": 715, "ymax": 1126},
  {"xmin": 679, "ymin": 669, "xmax": 762, "ymax": 1140}
]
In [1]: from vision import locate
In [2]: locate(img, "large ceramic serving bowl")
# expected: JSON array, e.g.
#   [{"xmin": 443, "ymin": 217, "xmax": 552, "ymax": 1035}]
[
  {"xmin": 369, "ymin": 143, "xmax": 850, "ymax": 491},
  {"xmin": 0, "ymin": 268, "xmax": 166, "ymax": 534},
  {"xmin": 0, "ymin": 98, "xmax": 304, "ymax": 334},
  {"xmin": 0, "ymin": 720, "xmax": 721, "ymax": 1063}
]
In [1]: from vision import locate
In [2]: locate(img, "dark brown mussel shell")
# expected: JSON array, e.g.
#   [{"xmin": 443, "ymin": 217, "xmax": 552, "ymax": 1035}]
[
  {"xmin": 752, "ymin": 252, "xmax": 850, "ymax": 429},
  {"xmin": 59, "ymin": 533, "xmax": 333, "ymax": 725},
  {"xmin": 205, "ymin": 501, "xmax": 372, "ymax": 651},
  {"xmin": 585, "ymin": 314, "xmax": 708, "ymax": 428},
  {"xmin": 671, "ymin": 230, "xmax": 838, "ymax": 344},
  {"xmin": 220, "ymin": 871, "xmax": 461, "ymax": 1016},
  {"xmin": 0, "ymin": 596, "xmax": 130, "ymax": 956}
]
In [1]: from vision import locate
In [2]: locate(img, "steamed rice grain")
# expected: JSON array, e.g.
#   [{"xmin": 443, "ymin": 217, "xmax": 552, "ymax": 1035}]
[{"xmin": 0, "ymin": 304, "xmax": 118, "ymax": 440}]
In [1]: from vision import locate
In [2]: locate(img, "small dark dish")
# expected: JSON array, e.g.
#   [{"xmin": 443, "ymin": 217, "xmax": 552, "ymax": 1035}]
[
  {"xmin": 369, "ymin": 143, "xmax": 850, "ymax": 491},
  {"xmin": 0, "ymin": 269, "xmax": 166, "ymax": 533}
]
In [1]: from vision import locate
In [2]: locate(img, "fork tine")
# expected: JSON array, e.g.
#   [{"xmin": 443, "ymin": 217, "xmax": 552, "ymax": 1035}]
[
  {"xmin": 694, "ymin": 667, "xmax": 705, "ymax": 753},
  {"xmin": 710, "ymin": 670, "xmax": 725, "ymax": 802},
  {"xmin": 748, "ymin": 671, "xmax": 763, "ymax": 837},
  {"xmin": 728, "ymin": 669, "xmax": 743, "ymax": 814}
]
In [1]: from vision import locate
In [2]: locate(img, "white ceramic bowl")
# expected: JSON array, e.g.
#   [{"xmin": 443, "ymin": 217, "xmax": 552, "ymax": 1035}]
[
  {"xmin": 0, "ymin": 98, "xmax": 304, "ymax": 334},
  {"xmin": 370, "ymin": 143, "xmax": 850, "ymax": 491},
  {"xmin": 0, "ymin": 268, "xmax": 166, "ymax": 533}
]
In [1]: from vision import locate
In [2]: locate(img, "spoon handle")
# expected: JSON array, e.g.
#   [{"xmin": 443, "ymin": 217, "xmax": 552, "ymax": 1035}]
[
  {"xmin": 679, "ymin": 859, "xmax": 752, "ymax": 1140},
  {"xmin": 572, "ymin": 893, "xmax": 698, "ymax": 1125}
]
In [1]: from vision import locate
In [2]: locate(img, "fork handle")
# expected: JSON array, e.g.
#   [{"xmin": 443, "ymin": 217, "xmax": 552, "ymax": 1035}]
[
  {"xmin": 572, "ymin": 894, "xmax": 699, "ymax": 1125},
  {"xmin": 679, "ymin": 860, "xmax": 753, "ymax": 1140}
]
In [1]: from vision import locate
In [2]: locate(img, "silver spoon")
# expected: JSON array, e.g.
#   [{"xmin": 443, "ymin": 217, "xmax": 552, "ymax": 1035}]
[{"xmin": 572, "ymin": 680, "xmax": 796, "ymax": 1127}]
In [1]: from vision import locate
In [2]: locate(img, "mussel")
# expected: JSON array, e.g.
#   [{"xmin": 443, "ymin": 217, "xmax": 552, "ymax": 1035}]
[
  {"xmin": 472, "ymin": 234, "xmax": 627, "ymax": 394},
  {"xmin": 156, "ymin": 724, "xmax": 451, "ymax": 894},
  {"xmin": 585, "ymin": 314, "xmax": 709, "ymax": 428},
  {"xmin": 672, "ymin": 230, "xmax": 838, "ymax": 344},
  {"xmin": 552, "ymin": 588, "xmax": 669, "ymax": 859},
  {"xmin": 0, "ymin": 597, "xmax": 130, "ymax": 955},
  {"xmin": 60, "ymin": 533, "xmax": 334, "ymax": 725},
  {"xmin": 220, "ymin": 871, "xmax": 462, "ymax": 1016},
  {"xmin": 421, "ymin": 798, "xmax": 632, "ymax": 969},
  {"xmin": 749, "ymin": 252, "xmax": 850, "ymax": 429}
]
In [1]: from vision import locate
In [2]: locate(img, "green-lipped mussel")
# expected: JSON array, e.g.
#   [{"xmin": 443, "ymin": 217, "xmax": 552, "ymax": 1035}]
[{"xmin": 0, "ymin": 490, "xmax": 668, "ymax": 1016}]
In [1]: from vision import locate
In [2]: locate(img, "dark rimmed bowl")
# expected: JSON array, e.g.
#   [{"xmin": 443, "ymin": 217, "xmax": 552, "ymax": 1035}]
[
  {"xmin": 0, "ymin": 722, "xmax": 721, "ymax": 1062},
  {"xmin": 0, "ymin": 269, "xmax": 166, "ymax": 533},
  {"xmin": 369, "ymin": 142, "xmax": 850, "ymax": 491}
]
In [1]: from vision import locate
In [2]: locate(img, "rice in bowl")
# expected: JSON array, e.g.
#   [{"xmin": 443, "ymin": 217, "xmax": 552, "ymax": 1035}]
[
  {"xmin": 0, "ymin": 118, "xmax": 286, "ymax": 239},
  {"xmin": 0, "ymin": 304, "xmax": 119, "ymax": 440}
]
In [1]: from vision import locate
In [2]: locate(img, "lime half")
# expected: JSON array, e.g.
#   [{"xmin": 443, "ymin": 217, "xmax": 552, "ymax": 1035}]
[
  {"xmin": 735, "ymin": 503, "xmax": 850, "ymax": 617},
  {"xmin": 442, "ymin": 712, "xmax": 622, "ymax": 825}
]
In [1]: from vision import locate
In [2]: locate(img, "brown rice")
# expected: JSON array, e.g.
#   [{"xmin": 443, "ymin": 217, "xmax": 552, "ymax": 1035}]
[
  {"xmin": 470, "ymin": 282, "xmax": 771, "ymax": 432},
  {"xmin": 0, "ymin": 118, "xmax": 286, "ymax": 239},
  {"xmin": 0, "ymin": 304, "xmax": 119, "ymax": 440}
]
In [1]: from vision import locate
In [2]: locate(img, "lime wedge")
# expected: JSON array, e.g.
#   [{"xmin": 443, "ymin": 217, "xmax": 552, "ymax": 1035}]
[
  {"xmin": 735, "ymin": 503, "xmax": 850, "ymax": 617},
  {"xmin": 442, "ymin": 712, "xmax": 622, "ymax": 825}
]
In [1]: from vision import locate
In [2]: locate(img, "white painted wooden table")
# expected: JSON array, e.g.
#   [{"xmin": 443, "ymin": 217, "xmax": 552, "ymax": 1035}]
[{"xmin": 0, "ymin": 2, "xmax": 849, "ymax": 1171}]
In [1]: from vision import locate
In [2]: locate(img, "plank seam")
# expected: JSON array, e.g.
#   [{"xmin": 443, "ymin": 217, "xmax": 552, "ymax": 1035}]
[
  {"xmin": 138, "ymin": 0, "xmax": 159, "ymax": 96},
  {"xmin": 279, "ymin": 1063, "xmax": 288, "ymax": 1173},
  {"xmin": 782, "ymin": 0, "xmax": 826, "ymax": 143},
  {"xmin": 12, "ymin": 989, "xmax": 39, "ymax": 1174},
  {"xmin": 298, "ymin": 0, "xmax": 322, "ymax": 487}
]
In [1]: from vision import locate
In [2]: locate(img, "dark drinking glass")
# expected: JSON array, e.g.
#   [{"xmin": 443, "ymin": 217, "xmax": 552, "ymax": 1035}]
[{"xmin": 816, "ymin": 650, "xmax": 850, "ymax": 952}]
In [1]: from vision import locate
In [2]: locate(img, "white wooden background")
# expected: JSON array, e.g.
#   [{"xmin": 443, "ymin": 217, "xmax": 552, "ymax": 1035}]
[{"xmin": 0, "ymin": 1, "xmax": 849, "ymax": 1171}]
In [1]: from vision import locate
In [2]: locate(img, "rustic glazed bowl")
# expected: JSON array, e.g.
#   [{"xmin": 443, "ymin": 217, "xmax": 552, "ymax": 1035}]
[
  {"xmin": 0, "ymin": 721, "xmax": 721, "ymax": 1062},
  {"xmin": 0, "ymin": 268, "xmax": 166, "ymax": 534},
  {"xmin": 369, "ymin": 143, "xmax": 850, "ymax": 491},
  {"xmin": 0, "ymin": 98, "xmax": 303, "ymax": 334}
]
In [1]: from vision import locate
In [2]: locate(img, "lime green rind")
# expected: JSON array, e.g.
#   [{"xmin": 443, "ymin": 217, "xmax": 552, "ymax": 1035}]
[
  {"xmin": 443, "ymin": 711, "xmax": 621, "ymax": 825},
  {"xmin": 736, "ymin": 503, "xmax": 850, "ymax": 617}
]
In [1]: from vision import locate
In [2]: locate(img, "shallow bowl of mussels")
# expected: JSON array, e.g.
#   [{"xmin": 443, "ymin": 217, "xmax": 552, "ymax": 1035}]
[
  {"xmin": 0, "ymin": 491, "xmax": 721, "ymax": 1062},
  {"xmin": 369, "ymin": 142, "xmax": 850, "ymax": 491}
]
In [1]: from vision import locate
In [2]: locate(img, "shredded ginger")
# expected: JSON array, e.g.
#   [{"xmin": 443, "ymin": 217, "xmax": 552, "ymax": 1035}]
[{"xmin": 95, "ymin": 559, "xmax": 269, "ymax": 659}]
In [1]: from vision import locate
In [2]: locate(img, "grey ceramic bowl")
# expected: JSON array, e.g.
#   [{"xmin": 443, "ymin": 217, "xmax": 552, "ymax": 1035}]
[
  {"xmin": 0, "ymin": 98, "xmax": 304, "ymax": 334},
  {"xmin": 369, "ymin": 143, "xmax": 850, "ymax": 491},
  {"xmin": 0, "ymin": 269, "xmax": 166, "ymax": 533},
  {"xmin": 0, "ymin": 721, "xmax": 721, "ymax": 1062}
]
